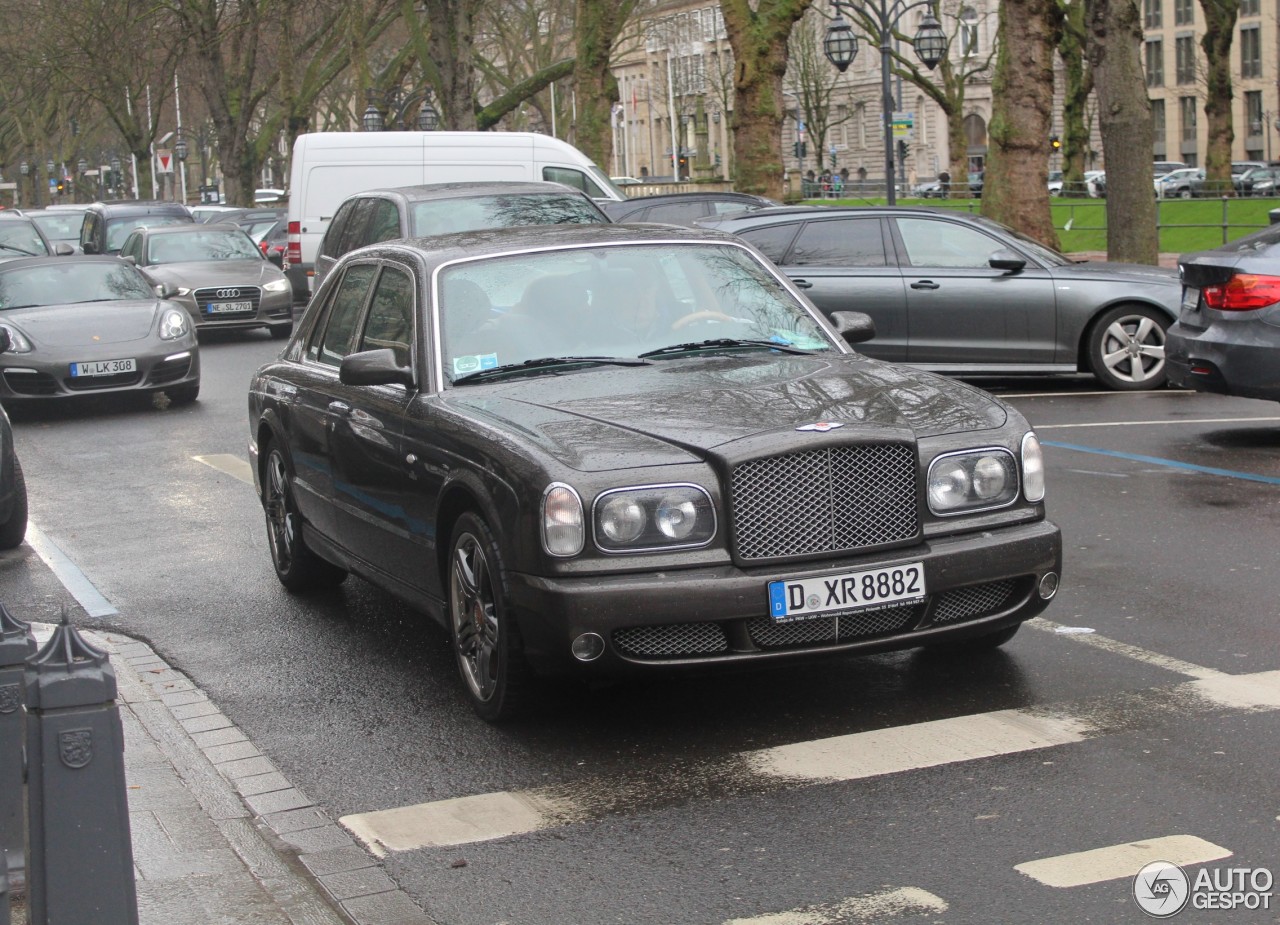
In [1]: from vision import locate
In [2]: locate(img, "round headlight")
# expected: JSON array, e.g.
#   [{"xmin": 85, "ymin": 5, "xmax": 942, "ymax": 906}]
[
  {"xmin": 655, "ymin": 496, "xmax": 697, "ymax": 540},
  {"xmin": 599, "ymin": 495, "xmax": 645, "ymax": 543},
  {"xmin": 971, "ymin": 455, "xmax": 1008, "ymax": 500},
  {"xmin": 928, "ymin": 458, "xmax": 969, "ymax": 510},
  {"xmin": 160, "ymin": 309, "xmax": 189, "ymax": 340}
]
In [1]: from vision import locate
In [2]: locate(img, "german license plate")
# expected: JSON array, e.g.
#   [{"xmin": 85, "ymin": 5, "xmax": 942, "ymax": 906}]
[
  {"xmin": 207, "ymin": 300, "xmax": 252, "ymax": 314},
  {"xmin": 69, "ymin": 358, "xmax": 136, "ymax": 377},
  {"xmin": 768, "ymin": 563, "xmax": 925, "ymax": 623}
]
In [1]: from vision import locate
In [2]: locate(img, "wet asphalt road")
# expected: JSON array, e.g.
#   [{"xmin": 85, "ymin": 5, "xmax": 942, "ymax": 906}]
[{"xmin": 3, "ymin": 336, "xmax": 1279, "ymax": 925}]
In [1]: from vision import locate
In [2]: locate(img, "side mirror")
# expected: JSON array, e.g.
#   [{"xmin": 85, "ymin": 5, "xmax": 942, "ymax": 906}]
[
  {"xmin": 267, "ymin": 252, "xmax": 284, "ymax": 269},
  {"xmin": 54, "ymin": 243, "xmax": 74, "ymax": 257},
  {"xmin": 81, "ymin": 240, "xmax": 99, "ymax": 255},
  {"xmin": 339, "ymin": 348, "xmax": 414, "ymax": 388},
  {"xmin": 154, "ymin": 282, "xmax": 177, "ymax": 299},
  {"xmin": 828, "ymin": 311, "xmax": 876, "ymax": 345},
  {"xmin": 989, "ymin": 249, "xmax": 1027, "ymax": 273},
  {"xmin": 122, "ymin": 255, "xmax": 137, "ymax": 266},
  {"xmin": 0, "ymin": 328, "xmax": 11, "ymax": 355}
]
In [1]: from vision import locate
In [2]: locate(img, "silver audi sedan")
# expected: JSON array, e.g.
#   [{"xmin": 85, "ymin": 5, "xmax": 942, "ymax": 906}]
[{"xmin": 119, "ymin": 222, "xmax": 295, "ymax": 339}]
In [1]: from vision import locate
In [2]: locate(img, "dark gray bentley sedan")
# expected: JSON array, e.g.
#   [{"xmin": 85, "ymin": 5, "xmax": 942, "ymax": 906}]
[{"xmin": 248, "ymin": 224, "xmax": 1062, "ymax": 721}]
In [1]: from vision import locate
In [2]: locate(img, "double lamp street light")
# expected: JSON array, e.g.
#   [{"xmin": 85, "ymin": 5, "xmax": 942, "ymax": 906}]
[
  {"xmin": 822, "ymin": 0, "xmax": 947, "ymax": 205},
  {"xmin": 363, "ymin": 87, "xmax": 440, "ymax": 132}
]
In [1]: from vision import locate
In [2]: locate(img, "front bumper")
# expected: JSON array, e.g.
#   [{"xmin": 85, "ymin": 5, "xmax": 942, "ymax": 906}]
[
  {"xmin": 183, "ymin": 289, "xmax": 294, "ymax": 332},
  {"xmin": 1167, "ymin": 321, "xmax": 1280, "ymax": 401},
  {"xmin": 508, "ymin": 519, "xmax": 1061, "ymax": 677},
  {"xmin": 0, "ymin": 348, "xmax": 200, "ymax": 400}
]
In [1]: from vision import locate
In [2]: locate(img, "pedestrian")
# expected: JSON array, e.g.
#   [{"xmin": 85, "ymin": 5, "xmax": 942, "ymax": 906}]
[{"xmin": 939, "ymin": 170, "xmax": 951, "ymax": 198}]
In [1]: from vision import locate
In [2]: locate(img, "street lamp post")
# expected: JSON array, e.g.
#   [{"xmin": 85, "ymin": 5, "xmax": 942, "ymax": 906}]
[
  {"xmin": 822, "ymin": 0, "xmax": 946, "ymax": 205},
  {"xmin": 362, "ymin": 87, "xmax": 440, "ymax": 132}
]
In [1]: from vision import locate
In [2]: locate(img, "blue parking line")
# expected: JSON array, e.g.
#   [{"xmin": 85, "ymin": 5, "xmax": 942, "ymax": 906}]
[{"xmin": 1043, "ymin": 440, "xmax": 1280, "ymax": 486}]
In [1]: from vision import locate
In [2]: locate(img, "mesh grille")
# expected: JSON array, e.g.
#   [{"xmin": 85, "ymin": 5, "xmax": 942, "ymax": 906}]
[
  {"xmin": 932, "ymin": 580, "xmax": 1017, "ymax": 624},
  {"xmin": 731, "ymin": 444, "xmax": 918, "ymax": 560},
  {"xmin": 748, "ymin": 603, "xmax": 920, "ymax": 649},
  {"xmin": 613, "ymin": 622, "xmax": 729, "ymax": 658},
  {"xmin": 194, "ymin": 286, "xmax": 262, "ymax": 317},
  {"xmin": 3, "ymin": 370, "xmax": 58, "ymax": 395}
]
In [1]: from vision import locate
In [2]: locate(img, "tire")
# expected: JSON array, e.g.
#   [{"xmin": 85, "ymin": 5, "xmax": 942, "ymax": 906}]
[
  {"xmin": 1087, "ymin": 304, "xmax": 1170, "ymax": 391},
  {"xmin": 262, "ymin": 444, "xmax": 347, "ymax": 592},
  {"xmin": 448, "ymin": 512, "xmax": 534, "ymax": 722},
  {"xmin": 167, "ymin": 382, "xmax": 200, "ymax": 405},
  {"xmin": 1179, "ymin": 188, "xmax": 1192, "ymax": 199},
  {"xmin": 270, "ymin": 321, "xmax": 294, "ymax": 340},
  {"xmin": 0, "ymin": 457, "xmax": 28, "ymax": 550}
]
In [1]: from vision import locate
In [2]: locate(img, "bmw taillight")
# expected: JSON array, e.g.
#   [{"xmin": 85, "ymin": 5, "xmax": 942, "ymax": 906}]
[
  {"xmin": 285, "ymin": 221, "xmax": 302, "ymax": 269},
  {"xmin": 1201, "ymin": 274, "xmax": 1280, "ymax": 311}
]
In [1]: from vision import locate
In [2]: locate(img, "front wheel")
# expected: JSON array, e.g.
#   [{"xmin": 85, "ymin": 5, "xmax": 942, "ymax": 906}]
[
  {"xmin": 166, "ymin": 382, "xmax": 200, "ymax": 405},
  {"xmin": 262, "ymin": 444, "xmax": 347, "ymax": 592},
  {"xmin": 0, "ymin": 458, "xmax": 28, "ymax": 549},
  {"xmin": 1087, "ymin": 305, "xmax": 1169, "ymax": 391},
  {"xmin": 269, "ymin": 321, "xmax": 294, "ymax": 340},
  {"xmin": 448, "ymin": 512, "xmax": 534, "ymax": 722}
]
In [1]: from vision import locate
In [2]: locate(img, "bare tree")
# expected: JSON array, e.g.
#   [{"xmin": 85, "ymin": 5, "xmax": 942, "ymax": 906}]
[
  {"xmin": 1086, "ymin": 0, "xmax": 1157, "ymax": 262},
  {"xmin": 982, "ymin": 0, "xmax": 1059, "ymax": 247},
  {"xmin": 1055, "ymin": 0, "xmax": 1093, "ymax": 196},
  {"xmin": 785, "ymin": 9, "xmax": 850, "ymax": 177},
  {"xmin": 721, "ymin": 0, "xmax": 814, "ymax": 198},
  {"xmin": 1197, "ymin": 0, "xmax": 1238, "ymax": 192}
]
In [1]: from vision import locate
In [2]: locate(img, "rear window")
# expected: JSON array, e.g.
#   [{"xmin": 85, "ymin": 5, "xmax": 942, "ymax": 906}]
[{"xmin": 408, "ymin": 194, "xmax": 605, "ymax": 236}]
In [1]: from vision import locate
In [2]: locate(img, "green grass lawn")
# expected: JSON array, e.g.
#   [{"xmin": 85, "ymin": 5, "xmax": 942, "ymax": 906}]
[{"xmin": 808, "ymin": 196, "xmax": 1278, "ymax": 254}]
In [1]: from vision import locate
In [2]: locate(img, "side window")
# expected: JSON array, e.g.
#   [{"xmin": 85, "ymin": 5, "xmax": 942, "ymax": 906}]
[
  {"xmin": 365, "ymin": 199, "xmax": 402, "ymax": 246},
  {"xmin": 81, "ymin": 213, "xmax": 99, "ymax": 250},
  {"xmin": 895, "ymin": 218, "xmax": 1004, "ymax": 269},
  {"xmin": 310, "ymin": 264, "xmax": 377, "ymax": 367},
  {"xmin": 318, "ymin": 202, "xmax": 353, "ymax": 259},
  {"xmin": 738, "ymin": 224, "xmax": 802, "ymax": 264},
  {"xmin": 790, "ymin": 218, "xmax": 887, "ymax": 267},
  {"xmin": 119, "ymin": 233, "xmax": 141, "ymax": 262},
  {"xmin": 358, "ymin": 266, "xmax": 415, "ymax": 370},
  {"xmin": 542, "ymin": 166, "xmax": 608, "ymax": 199},
  {"xmin": 642, "ymin": 202, "xmax": 709, "ymax": 224}
]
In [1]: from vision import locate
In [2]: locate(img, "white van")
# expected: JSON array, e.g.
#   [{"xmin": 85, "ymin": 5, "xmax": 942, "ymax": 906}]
[{"xmin": 284, "ymin": 131, "xmax": 625, "ymax": 296}]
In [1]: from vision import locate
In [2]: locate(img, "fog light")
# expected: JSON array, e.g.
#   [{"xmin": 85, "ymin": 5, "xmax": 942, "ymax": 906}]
[
  {"xmin": 571, "ymin": 632, "xmax": 605, "ymax": 662},
  {"xmin": 1038, "ymin": 572, "xmax": 1060, "ymax": 600}
]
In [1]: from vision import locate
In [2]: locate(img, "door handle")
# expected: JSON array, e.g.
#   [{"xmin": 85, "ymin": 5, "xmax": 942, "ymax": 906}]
[
  {"xmin": 327, "ymin": 401, "xmax": 351, "ymax": 414},
  {"xmin": 910, "ymin": 280, "xmax": 940, "ymax": 290},
  {"xmin": 791, "ymin": 279, "xmax": 814, "ymax": 289}
]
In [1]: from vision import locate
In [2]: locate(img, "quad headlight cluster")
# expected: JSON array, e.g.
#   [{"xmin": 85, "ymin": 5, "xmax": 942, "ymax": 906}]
[
  {"xmin": 542, "ymin": 483, "xmax": 715, "ymax": 556},
  {"xmin": 926, "ymin": 433, "xmax": 1045, "ymax": 516}
]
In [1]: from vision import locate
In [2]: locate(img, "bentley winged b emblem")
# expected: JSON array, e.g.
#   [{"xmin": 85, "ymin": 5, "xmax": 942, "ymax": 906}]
[{"xmin": 795, "ymin": 422, "xmax": 844, "ymax": 433}]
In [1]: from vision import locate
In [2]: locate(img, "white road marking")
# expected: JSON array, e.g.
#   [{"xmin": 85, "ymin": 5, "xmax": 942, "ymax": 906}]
[
  {"xmin": 1036, "ymin": 416, "xmax": 1280, "ymax": 429},
  {"xmin": 24, "ymin": 522, "xmax": 117, "ymax": 617},
  {"xmin": 1026, "ymin": 618, "xmax": 1226, "ymax": 679},
  {"xmin": 1015, "ymin": 834, "xmax": 1232, "ymax": 888},
  {"xmin": 722, "ymin": 886, "xmax": 948, "ymax": 924},
  {"xmin": 193, "ymin": 453, "xmax": 254, "ymax": 485},
  {"xmin": 341, "ymin": 791, "xmax": 577, "ymax": 854}
]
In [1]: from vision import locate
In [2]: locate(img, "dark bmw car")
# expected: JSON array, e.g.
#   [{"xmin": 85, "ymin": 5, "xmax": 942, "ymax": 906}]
[
  {"xmin": 248, "ymin": 224, "xmax": 1062, "ymax": 721},
  {"xmin": 696, "ymin": 206, "xmax": 1182, "ymax": 390},
  {"xmin": 1167, "ymin": 223, "xmax": 1280, "ymax": 401},
  {"xmin": 600, "ymin": 191, "xmax": 778, "ymax": 225}
]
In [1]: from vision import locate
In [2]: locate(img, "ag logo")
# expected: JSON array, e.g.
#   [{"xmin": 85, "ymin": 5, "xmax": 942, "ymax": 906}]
[{"xmin": 1133, "ymin": 860, "xmax": 1190, "ymax": 917}]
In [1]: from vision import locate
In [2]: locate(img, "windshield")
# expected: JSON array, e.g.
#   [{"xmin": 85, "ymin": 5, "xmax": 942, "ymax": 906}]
[
  {"xmin": 30, "ymin": 212, "xmax": 85, "ymax": 243},
  {"xmin": 410, "ymin": 195, "xmax": 606, "ymax": 237},
  {"xmin": 970, "ymin": 215, "xmax": 1072, "ymax": 267},
  {"xmin": 106, "ymin": 215, "xmax": 191, "ymax": 252},
  {"xmin": 146, "ymin": 229, "xmax": 262, "ymax": 264},
  {"xmin": 437, "ymin": 241, "xmax": 836, "ymax": 385},
  {"xmin": 0, "ymin": 221, "xmax": 50, "ymax": 257},
  {"xmin": 0, "ymin": 261, "xmax": 154, "ymax": 309}
]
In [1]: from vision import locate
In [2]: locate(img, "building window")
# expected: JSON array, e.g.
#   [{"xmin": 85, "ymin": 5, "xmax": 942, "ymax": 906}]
[
  {"xmin": 960, "ymin": 7, "xmax": 979, "ymax": 56},
  {"xmin": 1145, "ymin": 39, "xmax": 1164, "ymax": 87},
  {"xmin": 1144, "ymin": 0, "xmax": 1163, "ymax": 29},
  {"xmin": 1245, "ymin": 90, "xmax": 1263, "ymax": 136},
  {"xmin": 1180, "ymin": 96, "xmax": 1197, "ymax": 143},
  {"xmin": 1152, "ymin": 99, "xmax": 1167, "ymax": 156},
  {"xmin": 1239, "ymin": 0, "xmax": 1259, "ymax": 16},
  {"xmin": 1240, "ymin": 27, "xmax": 1261, "ymax": 78},
  {"xmin": 1175, "ymin": 35, "xmax": 1196, "ymax": 84},
  {"xmin": 1174, "ymin": 0, "xmax": 1193, "ymax": 25}
]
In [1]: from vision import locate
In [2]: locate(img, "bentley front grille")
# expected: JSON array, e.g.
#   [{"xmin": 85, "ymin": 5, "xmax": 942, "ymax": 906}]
[
  {"xmin": 748, "ymin": 603, "xmax": 921, "ymax": 649},
  {"xmin": 931, "ymin": 580, "xmax": 1019, "ymax": 624},
  {"xmin": 613, "ymin": 622, "xmax": 729, "ymax": 658},
  {"xmin": 730, "ymin": 444, "xmax": 919, "ymax": 560}
]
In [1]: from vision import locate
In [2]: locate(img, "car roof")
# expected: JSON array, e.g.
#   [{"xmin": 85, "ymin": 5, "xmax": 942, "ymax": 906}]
[
  {"xmin": 90, "ymin": 200, "xmax": 192, "ymax": 217},
  {"xmin": 350, "ymin": 181, "xmax": 586, "ymax": 202},
  {"xmin": 694, "ymin": 204, "xmax": 969, "ymax": 225},
  {"xmin": 609, "ymin": 192, "xmax": 776, "ymax": 206},
  {"xmin": 135, "ymin": 221, "xmax": 249, "ymax": 236},
  {"xmin": 0, "ymin": 254, "xmax": 132, "ymax": 272}
]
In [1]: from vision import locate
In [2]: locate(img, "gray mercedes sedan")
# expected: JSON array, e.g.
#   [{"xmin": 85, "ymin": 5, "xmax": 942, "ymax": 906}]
[
  {"xmin": 248, "ymin": 223, "xmax": 1062, "ymax": 721},
  {"xmin": 696, "ymin": 206, "xmax": 1183, "ymax": 390},
  {"xmin": 119, "ymin": 223, "xmax": 295, "ymax": 339}
]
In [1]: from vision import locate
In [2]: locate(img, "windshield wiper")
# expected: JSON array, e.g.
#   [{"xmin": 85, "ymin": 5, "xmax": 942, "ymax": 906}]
[
  {"xmin": 453, "ymin": 355, "xmax": 652, "ymax": 385},
  {"xmin": 639, "ymin": 338, "xmax": 816, "ymax": 358},
  {"xmin": 0, "ymin": 244, "xmax": 39, "ymax": 256}
]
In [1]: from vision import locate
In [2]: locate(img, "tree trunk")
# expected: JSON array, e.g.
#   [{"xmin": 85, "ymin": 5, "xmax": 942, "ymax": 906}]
[
  {"xmin": 721, "ymin": 0, "xmax": 812, "ymax": 199},
  {"xmin": 1199, "ymin": 0, "xmax": 1237, "ymax": 193},
  {"xmin": 1086, "ymin": 0, "xmax": 1158, "ymax": 263},
  {"xmin": 426, "ymin": 0, "xmax": 478, "ymax": 130},
  {"xmin": 982, "ymin": 0, "xmax": 1059, "ymax": 248},
  {"xmin": 1058, "ymin": 0, "xmax": 1094, "ymax": 196},
  {"xmin": 572, "ymin": 0, "xmax": 627, "ymax": 169},
  {"xmin": 947, "ymin": 104, "xmax": 973, "ymax": 199}
]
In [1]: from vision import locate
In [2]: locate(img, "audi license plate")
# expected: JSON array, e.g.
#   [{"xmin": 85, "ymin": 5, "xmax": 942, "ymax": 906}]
[
  {"xmin": 207, "ymin": 300, "xmax": 252, "ymax": 314},
  {"xmin": 70, "ymin": 358, "xmax": 136, "ymax": 377},
  {"xmin": 768, "ymin": 563, "xmax": 926, "ymax": 623}
]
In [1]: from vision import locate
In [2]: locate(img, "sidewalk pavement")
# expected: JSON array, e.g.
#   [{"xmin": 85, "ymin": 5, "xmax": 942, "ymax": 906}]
[{"xmin": 11, "ymin": 624, "xmax": 437, "ymax": 925}]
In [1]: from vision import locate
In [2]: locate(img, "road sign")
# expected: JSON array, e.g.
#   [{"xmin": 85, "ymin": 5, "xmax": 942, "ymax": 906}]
[
  {"xmin": 892, "ymin": 112, "xmax": 915, "ymax": 141},
  {"xmin": 157, "ymin": 149, "xmax": 173, "ymax": 174}
]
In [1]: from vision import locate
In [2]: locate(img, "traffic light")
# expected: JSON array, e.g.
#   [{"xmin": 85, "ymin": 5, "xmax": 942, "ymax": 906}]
[
  {"xmin": 1050, "ymin": 135, "xmax": 1062, "ymax": 153},
  {"xmin": 793, "ymin": 141, "xmax": 807, "ymax": 160},
  {"xmin": 55, "ymin": 178, "xmax": 65, "ymax": 194}
]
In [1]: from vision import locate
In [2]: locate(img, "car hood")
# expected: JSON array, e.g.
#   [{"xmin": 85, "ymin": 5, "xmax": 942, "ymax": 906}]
[
  {"xmin": 444, "ymin": 354, "xmax": 1010, "ymax": 472},
  {"xmin": 2, "ymin": 301, "xmax": 164, "ymax": 346},
  {"xmin": 1053, "ymin": 260, "xmax": 1180, "ymax": 285},
  {"xmin": 144, "ymin": 260, "xmax": 283, "ymax": 286}
]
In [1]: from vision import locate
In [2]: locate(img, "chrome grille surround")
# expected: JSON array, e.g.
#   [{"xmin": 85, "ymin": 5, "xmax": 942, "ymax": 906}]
[
  {"xmin": 193, "ymin": 285, "xmax": 262, "ymax": 316},
  {"xmin": 730, "ymin": 444, "xmax": 919, "ymax": 561},
  {"xmin": 613, "ymin": 622, "xmax": 729, "ymax": 658},
  {"xmin": 748, "ymin": 602, "xmax": 921, "ymax": 649},
  {"xmin": 931, "ymin": 580, "xmax": 1018, "ymax": 624}
]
